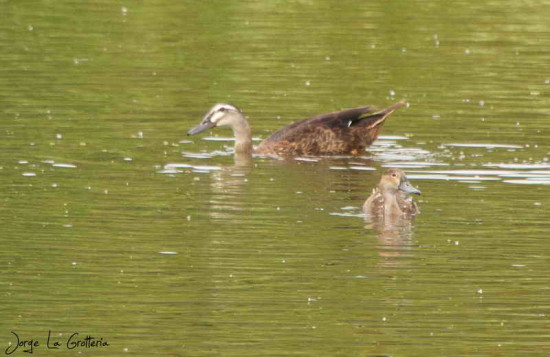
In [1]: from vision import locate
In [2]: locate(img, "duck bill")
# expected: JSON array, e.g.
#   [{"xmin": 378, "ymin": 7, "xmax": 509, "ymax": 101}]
[
  {"xmin": 187, "ymin": 122, "xmax": 215, "ymax": 136},
  {"xmin": 399, "ymin": 180, "xmax": 421, "ymax": 195}
]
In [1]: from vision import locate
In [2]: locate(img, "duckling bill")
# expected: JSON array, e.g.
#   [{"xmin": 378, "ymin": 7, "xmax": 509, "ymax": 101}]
[
  {"xmin": 188, "ymin": 101, "xmax": 405, "ymax": 156},
  {"xmin": 363, "ymin": 169, "xmax": 421, "ymax": 217}
]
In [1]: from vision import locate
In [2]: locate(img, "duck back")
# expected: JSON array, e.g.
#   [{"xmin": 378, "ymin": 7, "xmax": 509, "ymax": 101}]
[{"xmin": 257, "ymin": 102, "xmax": 404, "ymax": 156}]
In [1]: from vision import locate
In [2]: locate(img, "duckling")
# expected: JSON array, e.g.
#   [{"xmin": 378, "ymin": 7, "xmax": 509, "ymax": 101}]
[
  {"xmin": 187, "ymin": 101, "xmax": 405, "ymax": 156},
  {"xmin": 363, "ymin": 169, "xmax": 421, "ymax": 217}
]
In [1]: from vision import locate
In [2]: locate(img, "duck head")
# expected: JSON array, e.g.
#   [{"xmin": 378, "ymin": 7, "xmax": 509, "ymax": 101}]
[
  {"xmin": 379, "ymin": 169, "xmax": 421, "ymax": 195},
  {"xmin": 188, "ymin": 103, "xmax": 244, "ymax": 135}
]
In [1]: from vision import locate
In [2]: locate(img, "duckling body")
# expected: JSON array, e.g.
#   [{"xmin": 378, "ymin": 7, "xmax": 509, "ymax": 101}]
[
  {"xmin": 363, "ymin": 169, "xmax": 421, "ymax": 218},
  {"xmin": 188, "ymin": 102, "xmax": 405, "ymax": 156}
]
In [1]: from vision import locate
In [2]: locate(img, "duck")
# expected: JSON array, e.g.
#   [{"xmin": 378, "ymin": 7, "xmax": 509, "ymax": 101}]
[
  {"xmin": 363, "ymin": 169, "xmax": 421, "ymax": 218},
  {"xmin": 187, "ymin": 101, "xmax": 406, "ymax": 156}
]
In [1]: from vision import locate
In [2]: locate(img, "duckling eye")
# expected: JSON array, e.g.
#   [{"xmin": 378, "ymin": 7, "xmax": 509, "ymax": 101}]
[
  {"xmin": 391, "ymin": 173, "xmax": 397, "ymax": 178},
  {"xmin": 219, "ymin": 108, "xmax": 226, "ymax": 112}
]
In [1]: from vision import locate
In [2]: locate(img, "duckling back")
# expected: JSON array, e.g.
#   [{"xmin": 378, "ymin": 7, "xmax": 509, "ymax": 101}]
[{"xmin": 363, "ymin": 189, "xmax": 419, "ymax": 218}]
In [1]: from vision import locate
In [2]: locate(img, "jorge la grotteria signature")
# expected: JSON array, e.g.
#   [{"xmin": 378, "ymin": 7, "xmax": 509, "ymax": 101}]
[{"xmin": 4, "ymin": 330, "xmax": 110, "ymax": 354}]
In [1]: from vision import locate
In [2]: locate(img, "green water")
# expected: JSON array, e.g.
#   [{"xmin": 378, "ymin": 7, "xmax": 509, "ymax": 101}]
[{"xmin": 1, "ymin": 0, "xmax": 549, "ymax": 356}]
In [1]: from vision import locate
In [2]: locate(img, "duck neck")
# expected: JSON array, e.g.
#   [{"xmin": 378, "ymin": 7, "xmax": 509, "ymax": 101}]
[
  {"xmin": 381, "ymin": 191, "xmax": 398, "ymax": 216},
  {"xmin": 381, "ymin": 187, "xmax": 399, "ymax": 201},
  {"xmin": 232, "ymin": 117, "xmax": 253, "ymax": 154}
]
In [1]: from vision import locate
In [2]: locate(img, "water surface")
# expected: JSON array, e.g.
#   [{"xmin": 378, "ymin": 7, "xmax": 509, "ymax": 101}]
[{"xmin": 1, "ymin": 0, "xmax": 549, "ymax": 355}]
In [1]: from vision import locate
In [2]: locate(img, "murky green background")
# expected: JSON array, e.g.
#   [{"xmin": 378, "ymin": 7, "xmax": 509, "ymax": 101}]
[{"xmin": 1, "ymin": 0, "xmax": 549, "ymax": 355}]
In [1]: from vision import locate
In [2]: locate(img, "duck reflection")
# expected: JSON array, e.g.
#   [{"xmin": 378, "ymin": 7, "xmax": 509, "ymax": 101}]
[{"xmin": 207, "ymin": 154, "xmax": 253, "ymax": 221}]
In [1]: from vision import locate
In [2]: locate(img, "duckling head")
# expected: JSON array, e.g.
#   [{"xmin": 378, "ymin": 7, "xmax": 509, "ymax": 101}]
[
  {"xmin": 379, "ymin": 169, "xmax": 421, "ymax": 196},
  {"xmin": 188, "ymin": 103, "xmax": 244, "ymax": 135}
]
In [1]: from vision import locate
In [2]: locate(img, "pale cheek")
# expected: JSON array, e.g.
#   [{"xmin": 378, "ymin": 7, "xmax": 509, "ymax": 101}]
[
  {"xmin": 210, "ymin": 111, "xmax": 225, "ymax": 124},
  {"xmin": 216, "ymin": 118, "xmax": 231, "ymax": 127},
  {"xmin": 391, "ymin": 176, "xmax": 400, "ymax": 184}
]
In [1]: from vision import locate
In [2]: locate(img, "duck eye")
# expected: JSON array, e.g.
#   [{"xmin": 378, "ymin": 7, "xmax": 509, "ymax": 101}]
[
  {"xmin": 391, "ymin": 173, "xmax": 397, "ymax": 177},
  {"xmin": 219, "ymin": 108, "xmax": 226, "ymax": 112}
]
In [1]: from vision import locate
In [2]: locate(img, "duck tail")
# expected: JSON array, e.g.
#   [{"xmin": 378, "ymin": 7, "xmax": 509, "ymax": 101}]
[
  {"xmin": 365, "ymin": 101, "xmax": 407, "ymax": 129},
  {"xmin": 379, "ymin": 100, "xmax": 406, "ymax": 114}
]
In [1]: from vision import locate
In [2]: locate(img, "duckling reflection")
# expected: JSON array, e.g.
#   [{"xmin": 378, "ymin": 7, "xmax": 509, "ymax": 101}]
[
  {"xmin": 188, "ymin": 102, "xmax": 406, "ymax": 156},
  {"xmin": 365, "ymin": 216, "xmax": 415, "ymax": 267}
]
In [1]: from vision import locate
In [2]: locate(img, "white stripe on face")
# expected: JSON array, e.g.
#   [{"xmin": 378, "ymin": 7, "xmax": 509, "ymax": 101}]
[{"xmin": 210, "ymin": 110, "xmax": 226, "ymax": 124}]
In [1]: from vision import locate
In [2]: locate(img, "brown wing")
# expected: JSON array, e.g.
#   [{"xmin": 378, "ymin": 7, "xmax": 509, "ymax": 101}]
[
  {"xmin": 396, "ymin": 193, "xmax": 420, "ymax": 216},
  {"xmin": 363, "ymin": 189, "xmax": 384, "ymax": 216},
  {"xmin": 257, "ymin": 101, "xmax": 405, "ymax": 156}
]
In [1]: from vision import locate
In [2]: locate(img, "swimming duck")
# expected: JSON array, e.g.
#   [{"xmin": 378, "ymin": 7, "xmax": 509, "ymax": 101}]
[
  {"xmin": 187, "ymin": 101, "xmax": 405, "ymax": 156},
  {"xmin": 363, "ymin": 169, "xmax": 421, "ymax": 217}
]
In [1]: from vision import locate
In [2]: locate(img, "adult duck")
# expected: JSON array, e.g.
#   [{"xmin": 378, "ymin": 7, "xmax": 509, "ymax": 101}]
[
  {"xmin": 187, "ymin": 101, "xmax": 405, "ymax": 156},
  {"xmin": 363, "ymin": 169, "xmax": 421, "ymax": 217}
]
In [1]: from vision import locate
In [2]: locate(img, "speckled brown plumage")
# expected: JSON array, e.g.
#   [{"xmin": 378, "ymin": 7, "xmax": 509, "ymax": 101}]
[
  {"xmin": 363, "ymin": 169, "xmax": 421, "ymax": 218},
  {"xmin": 256, "ymin": 102, "xmax": 405, "ymax": 156},
  {"xmin": 187, "ymin": 102, "xmax": 406, "ymax": 156},
  {"xmin": 363, "ymin": 189, "xmax": 420, "ymax": 217}
]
